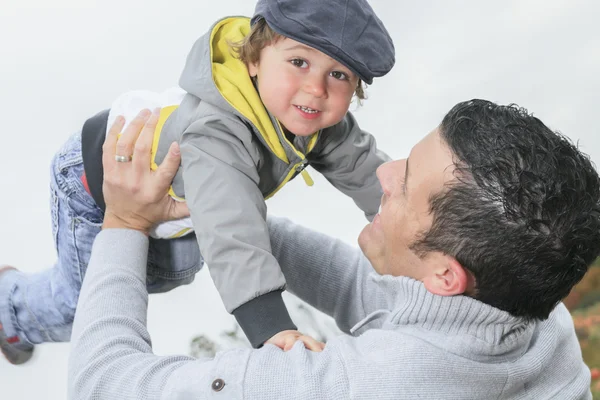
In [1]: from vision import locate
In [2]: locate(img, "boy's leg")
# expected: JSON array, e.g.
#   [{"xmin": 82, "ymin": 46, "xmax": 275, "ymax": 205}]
[
  {"xmin": 0, "ymin": 134, "xmax": 203, "ymax": 363},
  {"xmin": 0, "ymin": 132, "xmax": 102, "ymax": 354},
  {"xmin": 146, "ymin": 233, "xmax": 204, "ymax": 294},
  {"xmin": 0, "ymin": 266, "xmax": 33, "ymax": 364},
  {"xmin": 0, "ymin": 132, "xmax": 205, "ymax": 363}
]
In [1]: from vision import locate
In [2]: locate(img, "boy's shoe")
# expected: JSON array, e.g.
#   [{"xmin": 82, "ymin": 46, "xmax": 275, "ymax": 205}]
[{"xmin": 0, "ymin": 266, "xmax": 34, "ymax": 365}]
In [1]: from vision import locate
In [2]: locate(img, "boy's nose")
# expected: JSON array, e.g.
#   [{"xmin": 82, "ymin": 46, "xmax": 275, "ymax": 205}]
[{"xmin": 304, "ymin": 75, "xmax": 327, "ymax": 98}]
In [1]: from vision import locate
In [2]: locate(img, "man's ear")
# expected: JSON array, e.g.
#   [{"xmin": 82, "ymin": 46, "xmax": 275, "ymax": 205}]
[{"xmin": 422, "ymin": 257, "xmax": 469, "ymax": 296}]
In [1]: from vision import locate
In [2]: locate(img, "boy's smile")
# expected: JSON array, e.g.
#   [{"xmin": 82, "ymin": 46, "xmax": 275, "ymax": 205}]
[
  {"xmin": 248, "ymin": 38, "xmax": 358, "ymax": 137},
  {"xmin": 293, "ymin": 104, "xmax": 320, "ymax": 119}
]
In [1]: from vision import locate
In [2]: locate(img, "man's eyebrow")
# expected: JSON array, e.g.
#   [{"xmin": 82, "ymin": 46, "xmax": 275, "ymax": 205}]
[{"xmin": 404, "ymin": 158, "xmax": 409, "ymax": 192}]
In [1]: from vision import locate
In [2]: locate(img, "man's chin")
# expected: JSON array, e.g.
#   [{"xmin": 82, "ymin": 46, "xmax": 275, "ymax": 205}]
[
  {"xmin": 357, "ymin": 225, "xmax": 370, "ymax": 252},
  {"xmin": 357, "ymin": 227, "xmax": 384, "ymax": 269}
]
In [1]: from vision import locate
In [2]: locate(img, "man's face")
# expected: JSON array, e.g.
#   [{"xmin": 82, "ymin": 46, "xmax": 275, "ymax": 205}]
[
  {"xmin": 248, "ymin": 38, "xmax": 358, "ymax": 137},
  {"xmin": 358, "ymin": 128, "xmax": 456, "ymax": 279}
]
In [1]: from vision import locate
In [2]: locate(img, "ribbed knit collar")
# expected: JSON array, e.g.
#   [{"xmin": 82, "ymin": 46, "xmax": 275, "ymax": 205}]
[{"xmin": 354, "ymin": 274, "xmax": 536, "ymax": 358}]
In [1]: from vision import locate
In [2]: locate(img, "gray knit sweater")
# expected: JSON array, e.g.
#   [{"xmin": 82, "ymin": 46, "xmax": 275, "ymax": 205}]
[{"xmin": 68, "ymin": 216, "xmax": 592, "ymax": 399}]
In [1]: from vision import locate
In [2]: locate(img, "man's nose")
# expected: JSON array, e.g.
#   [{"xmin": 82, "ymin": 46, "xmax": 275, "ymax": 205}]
[
  {"xmin": 377, "ymin": 160, "xmax": 404, "ymax": 196},
  {"xmin": 376, "ymin": 162, "xmax": 393, "ymax": 196}
]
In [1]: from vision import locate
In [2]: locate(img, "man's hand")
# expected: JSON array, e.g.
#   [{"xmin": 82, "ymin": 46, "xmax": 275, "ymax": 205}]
[
  {"xmin": 266, "ymin": 330, "xmax": 325, "ymax": 352},
  {"xmin": 101, "ymin": 108, "xmax": 189, "ymax": 235}
]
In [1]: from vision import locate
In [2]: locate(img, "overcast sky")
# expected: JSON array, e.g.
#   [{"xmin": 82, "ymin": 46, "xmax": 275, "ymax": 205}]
[{"xmin": 1, "ymin": 0, "xmax": 598, "ymax": 398}]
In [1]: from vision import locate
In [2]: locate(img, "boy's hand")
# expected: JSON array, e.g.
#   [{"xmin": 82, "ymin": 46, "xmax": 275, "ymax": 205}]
[{"xmin": 265, "ymin": 330, "xmax": 325, "ymax": 352}]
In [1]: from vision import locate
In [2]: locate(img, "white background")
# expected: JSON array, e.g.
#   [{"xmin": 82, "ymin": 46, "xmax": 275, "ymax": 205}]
[{"xmin": 1, "ymin": 0, "xmax": 599, "ymax": 398}]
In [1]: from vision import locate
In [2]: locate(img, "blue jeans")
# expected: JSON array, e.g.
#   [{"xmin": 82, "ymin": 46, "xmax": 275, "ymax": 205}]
[{"xmin": 0, "ymin": 132, "xmax": 203, "ymax": 346}]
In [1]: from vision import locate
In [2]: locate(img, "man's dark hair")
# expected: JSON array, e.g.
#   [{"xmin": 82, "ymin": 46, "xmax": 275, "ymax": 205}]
[{"xmin": 411, "ymin": 99, "xmax": 600, "ymax": 320}]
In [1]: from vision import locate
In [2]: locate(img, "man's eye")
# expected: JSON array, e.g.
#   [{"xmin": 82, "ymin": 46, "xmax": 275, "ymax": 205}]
[
  {"xmin": 290, "ymin": 59, "xmax": 308, "ymax": 68},
  {"xmin": 330, "ymin": 71, "xmax": 349, "ymax": 81}
]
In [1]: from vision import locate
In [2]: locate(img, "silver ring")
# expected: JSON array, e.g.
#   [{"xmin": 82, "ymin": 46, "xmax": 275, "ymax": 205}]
[{"xmin": 114, "ymin": 154, "xmax": 132, "ymax": 163}]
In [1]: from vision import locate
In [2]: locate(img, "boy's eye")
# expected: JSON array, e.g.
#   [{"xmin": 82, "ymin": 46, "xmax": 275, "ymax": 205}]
[
  {"xmin": 330, "ymin": 71, "xmax": 349, "ymax": 81},
  {"xmin": 290, "ymin": 59, "xmax": 308, "ymax": 68}
]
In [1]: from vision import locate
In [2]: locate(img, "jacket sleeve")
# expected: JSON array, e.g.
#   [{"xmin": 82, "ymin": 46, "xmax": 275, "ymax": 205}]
[
  {"xmin": 179, "ymin": 115, "xmax": 296, "ymax": 347},
  {"xmin": 267, "ymin": 215, "xmax": 391, "ymax": 334},
  {"xmin": 309, "ymin": 112, "xmax": 391, "ymax": 221}
]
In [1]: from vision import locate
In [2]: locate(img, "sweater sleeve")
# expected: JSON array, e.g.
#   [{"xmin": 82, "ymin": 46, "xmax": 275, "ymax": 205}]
[
  {"xmin": 267, "ymin": 215, "xmax": 391, "ymax": 334},
  {"xmin": 67, "ymin": 229, "xmax": 207, "ymax": 399},
  {"xmin": 67, "ymin": 229, "xmax": 355, "ymax": 400}
]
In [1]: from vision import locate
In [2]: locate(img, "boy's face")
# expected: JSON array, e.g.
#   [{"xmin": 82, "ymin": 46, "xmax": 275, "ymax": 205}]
[{"xmin": 248, "ymin": 38, "xmax": 358, "ymax": 137}]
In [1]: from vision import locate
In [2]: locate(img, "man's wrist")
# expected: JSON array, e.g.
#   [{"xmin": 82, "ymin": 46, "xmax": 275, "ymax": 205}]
[{"xmin": 102, "ymin": 212, "xmax": 150, "ymax": 236}]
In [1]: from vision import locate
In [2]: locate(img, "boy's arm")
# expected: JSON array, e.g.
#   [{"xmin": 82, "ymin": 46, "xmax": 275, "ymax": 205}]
[
  {"xmin": 309, "ymin": 112, "xmax": 391, "ymax": 221},
  {"xmin": 179, "ymin": 115, "xmax": 296, "ymax": 347},
  {"xmin": 267, "ymin": 215, "xmax": 390, "ymax": 334}
]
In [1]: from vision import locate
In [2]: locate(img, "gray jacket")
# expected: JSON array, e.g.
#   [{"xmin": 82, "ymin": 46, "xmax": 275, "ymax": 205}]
[
  {"xmin": 68, "ymin": 216, "xmax": 593, "ymax": 400},
  {"xmin": 152, "ymin": 17, "xmax": 389, "ymax": 347}
]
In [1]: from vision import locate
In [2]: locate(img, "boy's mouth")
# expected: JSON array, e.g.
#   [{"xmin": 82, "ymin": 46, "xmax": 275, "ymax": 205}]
[{"xmin": 294, "ymin": 105, "xmax": 320, "ymax": 114}]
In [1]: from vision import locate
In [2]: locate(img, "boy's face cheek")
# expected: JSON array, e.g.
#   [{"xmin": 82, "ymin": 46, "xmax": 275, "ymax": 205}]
[{"xmin": 249, "ymin": 43, "xmax": 355, "ymax": 137}]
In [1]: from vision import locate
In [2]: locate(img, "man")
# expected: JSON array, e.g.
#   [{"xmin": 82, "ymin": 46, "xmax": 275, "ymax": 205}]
[{"xmin": 68, "ymin": 99, "xmax": 600, "ymax": 399}]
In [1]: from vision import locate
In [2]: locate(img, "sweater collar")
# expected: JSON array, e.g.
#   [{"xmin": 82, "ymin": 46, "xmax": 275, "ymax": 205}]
[{"xmin": 354, "ymin": 273, "xmax": 535, "ymax": 349}]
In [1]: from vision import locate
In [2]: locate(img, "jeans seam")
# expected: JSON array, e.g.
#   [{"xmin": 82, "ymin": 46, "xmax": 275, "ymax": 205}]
[
  {"xmin": 7, "ymin": 281, "xmax": 37, "ymax": 346},
  {"xmin": 71, "ymin": 212, "xmax": 102, "ymax": 286},
  {"xmin": 50, "ymin": 187, "xmax": 60, "ymax": 250},
  {"xmin": 52, "ymin": 133, "xmax": 85, "ymax": 199},
  {"xmin": 70, "ymin": 207, "xmax": 84, "ymax": 289},
  {"xmin": 146, "ymin": 263, "xmax": 202, "ymax": 280}
]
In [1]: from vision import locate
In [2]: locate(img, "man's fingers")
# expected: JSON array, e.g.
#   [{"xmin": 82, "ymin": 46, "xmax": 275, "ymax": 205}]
[
  {"xmin": 169, "ymin": 200, "xmax": 190, "ymax": 220},
  {"xmin": 103, "ymin": 115, "xmax": 125, "ymax": 171},
  {"xmin": 117, "ymin": 109, "xmax": 151, "ymax": 158},
  {"xmin": 133, "ymin": 110, "xmax": 160, "ymax": 175}
]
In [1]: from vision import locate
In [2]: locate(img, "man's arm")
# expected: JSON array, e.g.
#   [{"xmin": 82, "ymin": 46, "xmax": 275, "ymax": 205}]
[
  {"xmin": 179, "ymin": 116, "xmax": 296, "ymax": 347},
  {"xmin": 68, "ymin": 229, "xmax": 353, "ymax": 400},
  {"xmin": 309, "ymin": 112, "xmax": 391, "ymax": 221},
  {"xmin": 267, "ymin": 215, "xmax": 392, "ymax": 334},
  {"xmin": 68, "ymin": 229, "xmax": 196, "ymax": 399}
]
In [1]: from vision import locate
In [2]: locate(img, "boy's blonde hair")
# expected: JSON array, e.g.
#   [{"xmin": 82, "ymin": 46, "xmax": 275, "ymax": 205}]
[{"xmin": 231, "ymin": 19, "xmax": 366, "ymax": 100}]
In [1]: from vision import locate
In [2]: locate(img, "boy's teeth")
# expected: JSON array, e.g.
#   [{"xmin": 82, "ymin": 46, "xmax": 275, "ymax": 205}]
[
  {"xmin": 296, "ymin": 105, "xmax": 318, "ymax": 114},
  {"xmin": 378, "ymin": 204, "xmax": 382, "ymax": 214}
]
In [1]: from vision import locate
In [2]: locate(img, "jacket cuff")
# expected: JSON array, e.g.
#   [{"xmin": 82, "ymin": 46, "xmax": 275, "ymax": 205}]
[{"xmin": 232, "ymin": 290, "xmax": 297, "ymax": 348}]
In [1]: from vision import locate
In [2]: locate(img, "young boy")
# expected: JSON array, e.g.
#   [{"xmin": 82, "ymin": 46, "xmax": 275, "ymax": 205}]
[{"xmin": 0, "ymin": 0, "xmax": 394, "ymax": 364}]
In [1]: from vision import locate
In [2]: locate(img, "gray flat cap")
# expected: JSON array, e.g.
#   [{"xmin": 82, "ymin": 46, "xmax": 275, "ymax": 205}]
[{"xmin": 251, "ymin": 0, "xmax": 395, "ymax": 84}]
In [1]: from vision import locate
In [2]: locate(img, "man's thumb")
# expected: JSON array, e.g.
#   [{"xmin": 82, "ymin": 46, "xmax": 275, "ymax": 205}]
[
  {"xmin": 157, "ymin": 142, "xmax": 182, "ymax": 182},
  {"xmin": 169, "ymin": 200, "xmax": 190, "ymax": 220}
]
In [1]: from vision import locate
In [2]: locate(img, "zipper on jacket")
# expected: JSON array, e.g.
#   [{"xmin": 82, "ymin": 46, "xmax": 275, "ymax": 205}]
[
  {"xmin": 273, "ymin": 118, "xmax": 315, "ymax": 187},
  {"xmin": 295, "ymin": 160, "xmax": 314, "ymax": 186},
  {"xmin": 264, "ymin": 118, "xmax": 316, "ymax": 200}
]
